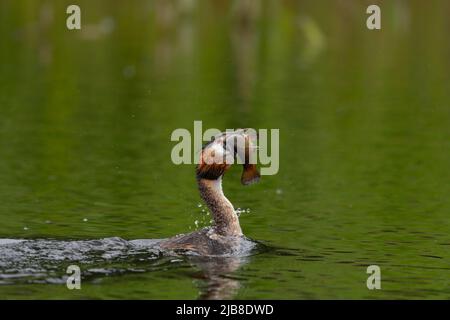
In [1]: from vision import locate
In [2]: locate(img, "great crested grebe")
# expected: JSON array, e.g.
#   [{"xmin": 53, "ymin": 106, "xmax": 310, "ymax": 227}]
[{"xmin": 159, "ymin": 129, "xmax": 260, "ymax": 256}]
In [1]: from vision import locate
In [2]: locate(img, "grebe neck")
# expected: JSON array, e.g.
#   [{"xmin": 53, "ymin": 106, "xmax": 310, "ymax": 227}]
[{"xmin": 197, "ymin": 177, "xmax": 242, "ymax": 236}]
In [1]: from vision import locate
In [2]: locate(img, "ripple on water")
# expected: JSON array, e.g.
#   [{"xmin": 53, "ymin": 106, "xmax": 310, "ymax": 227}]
[
  {"xmin": 0, "ymin": 237, "xmax": 264, "ymax": 285},
  {"xmin": 0, "ymin": 237, "xmax": 162, "ymax": 284}
]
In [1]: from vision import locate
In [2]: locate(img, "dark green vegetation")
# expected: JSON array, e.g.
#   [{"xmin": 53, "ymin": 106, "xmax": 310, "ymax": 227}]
[{"xmin": 0, "ymin": 0, "xmax": 449, "ymax": 299}]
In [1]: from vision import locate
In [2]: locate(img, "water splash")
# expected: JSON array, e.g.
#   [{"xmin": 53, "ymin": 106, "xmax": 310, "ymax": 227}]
[
  {"xmin": 0, "ymin": 237, "xmax": 161, "ymax": 284},
  {"xmin": 0, "ymin": 236, "xmax": 263, "ymax": 285}
]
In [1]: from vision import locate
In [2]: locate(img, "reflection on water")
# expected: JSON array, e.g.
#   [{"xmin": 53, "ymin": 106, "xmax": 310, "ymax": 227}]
[{"xmin": 191, "ymin": 256, "xmax": 249, "ymax": 300}]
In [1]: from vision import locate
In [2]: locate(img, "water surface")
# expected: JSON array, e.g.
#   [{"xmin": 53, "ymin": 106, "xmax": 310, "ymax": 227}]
[{"xmin": 0, "ymin": 1, "xmax": 450, "ymax": 299}]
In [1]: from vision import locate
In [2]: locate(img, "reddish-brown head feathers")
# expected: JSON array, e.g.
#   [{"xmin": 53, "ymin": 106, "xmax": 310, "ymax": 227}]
[
  {"xmin": 196, "ymin": 161, "xmax": 230, "ymax": 180},
  {"xmin": 196, "ymin": 131, "xmax": 260, "ymax": 185},
  {"xmin": 196, "ymin": 139, "xmax": 229, "ymax": 180}
]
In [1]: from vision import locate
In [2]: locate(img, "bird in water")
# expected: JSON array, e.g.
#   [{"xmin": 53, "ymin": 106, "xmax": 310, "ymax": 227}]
[
  {"xmin": 159, "ymin": 129, "xmax": 260, "ymax": 256},
  {"xmin": 0, "ymin": 130, "xmax": 260, "ymax": 292}
]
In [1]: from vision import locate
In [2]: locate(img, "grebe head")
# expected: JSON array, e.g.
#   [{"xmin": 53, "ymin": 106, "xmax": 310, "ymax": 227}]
[{"xmin": 196, "ymin": 129, "xmax": 260, "ymax": 185}]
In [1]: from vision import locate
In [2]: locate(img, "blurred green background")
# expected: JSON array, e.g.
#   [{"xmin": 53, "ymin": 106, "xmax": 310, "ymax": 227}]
[{"xmin": 0, "ymin": 0, "xmax": 449, "ymax": 299}]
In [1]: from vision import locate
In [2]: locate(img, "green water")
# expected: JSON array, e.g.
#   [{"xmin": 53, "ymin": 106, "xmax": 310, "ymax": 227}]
[{"xmin": 1, "ymin": 1, "xmax": 450, "ymax": 299}]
